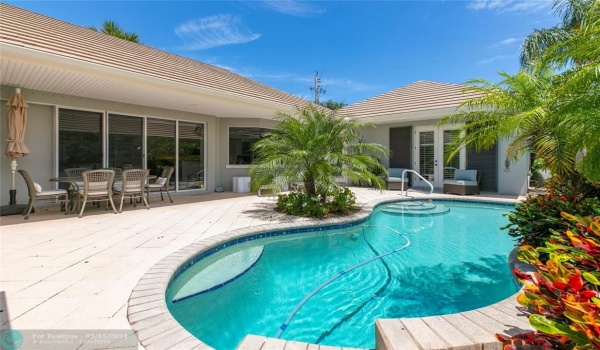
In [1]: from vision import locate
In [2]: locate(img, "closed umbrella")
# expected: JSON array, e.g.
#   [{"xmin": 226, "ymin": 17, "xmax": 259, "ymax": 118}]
[{"xmin": 5, "ymin": 88, "xmax": 30, "ymax": 206}]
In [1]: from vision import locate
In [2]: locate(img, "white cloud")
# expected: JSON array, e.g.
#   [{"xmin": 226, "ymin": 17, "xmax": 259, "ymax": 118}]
[
  {"xmin": 487, "ymin": 37, "xmax": 520, "ymax": 49},
  {"xmin": 467, "ymin": 0, "xmax": 551, "ymax": 13},
  {"xmin": 478, "ymin": 54, "xmax": 518, "ymax": 64},
  {"xmin": 260, "ymin": 0, "xmax": 325, "ymax": 17},
  {"xmin": 175, "ymin": 15, "xmax": 261, "ymax": 50}
]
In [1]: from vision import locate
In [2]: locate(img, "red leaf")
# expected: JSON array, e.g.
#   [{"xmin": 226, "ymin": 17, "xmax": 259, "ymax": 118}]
[{"xmin": 569, "ymin": 273, "xmax": 584, "ymax": 291}]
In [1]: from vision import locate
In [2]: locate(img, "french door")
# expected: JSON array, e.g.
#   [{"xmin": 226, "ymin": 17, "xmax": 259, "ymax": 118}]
[{"xmin": 413, "ymin": 127, "xmax": 465, "ymax": 188}]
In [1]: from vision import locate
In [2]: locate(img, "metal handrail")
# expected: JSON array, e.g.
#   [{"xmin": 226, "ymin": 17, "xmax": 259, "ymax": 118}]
[{"xmin": 401, "ymin": 169, "xmax": 434, "ymax": 196}]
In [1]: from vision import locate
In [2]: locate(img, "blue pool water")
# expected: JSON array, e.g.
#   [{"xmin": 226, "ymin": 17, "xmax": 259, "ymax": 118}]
[{"xmin": 167, "ymin": 201, "xmax": 518, "ymax": 350}]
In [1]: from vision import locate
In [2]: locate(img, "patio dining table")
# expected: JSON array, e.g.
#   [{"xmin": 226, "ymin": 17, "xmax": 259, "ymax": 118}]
[{"xmin": 49, "ymin": 174, "xmax": 157, "ymax": 214}]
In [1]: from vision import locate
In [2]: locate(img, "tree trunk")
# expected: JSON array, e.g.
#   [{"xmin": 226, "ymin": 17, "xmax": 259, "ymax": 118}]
[{"xmin": 304, "ymin": 175, "xmax": 316, "ymax": 197}]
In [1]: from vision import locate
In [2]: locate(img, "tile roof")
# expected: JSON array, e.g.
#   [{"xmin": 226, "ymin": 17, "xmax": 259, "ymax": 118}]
[
  {"xmin": 340, "ymin": 80, "xmax": 480, "ymax": 118},
  {"xmin": 0, "ymin": 3, "xmax": 309, "ymax": 108}
]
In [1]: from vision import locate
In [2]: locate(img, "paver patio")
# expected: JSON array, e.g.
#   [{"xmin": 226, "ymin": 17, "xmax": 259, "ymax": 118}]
[{"xmin": 0, "ymin": 188, "xmax": 521, "ymax": 349}]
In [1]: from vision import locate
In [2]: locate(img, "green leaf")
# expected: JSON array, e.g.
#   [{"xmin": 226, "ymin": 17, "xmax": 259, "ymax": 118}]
[{"xmin": 583, "ymin": 272, "xmax": 600, "ymax": 286}]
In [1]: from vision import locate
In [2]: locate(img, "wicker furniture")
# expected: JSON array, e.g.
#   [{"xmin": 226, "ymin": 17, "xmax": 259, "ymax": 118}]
[
  {"xmin": 443, "ymin": 169, "xmax": 481, "ymax": 195},
  {"xmin": 145, "ymin": 166, "xmax": 174, "ymax": 203},
  {"xmin": 386, "ymin": 168, "xmax": 409, "ymax": 190},
  {"xmin": 113, "ymin": 169, "xmax": 150, "ymax": 212},
  {"xmin": 18, "ymin": 170, "xmax": 69, "ymax": 219},
  {"xmin": 76, "ymin": 169, "xmax": 117, "ymax": 218}
]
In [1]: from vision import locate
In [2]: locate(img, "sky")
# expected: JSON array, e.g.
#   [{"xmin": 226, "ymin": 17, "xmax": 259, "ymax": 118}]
[{"xmin": 7, "ymin": 0, "xmax": 559, "ymax": 105}]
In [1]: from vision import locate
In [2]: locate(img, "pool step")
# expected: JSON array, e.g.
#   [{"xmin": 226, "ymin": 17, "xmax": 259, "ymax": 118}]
[
  {"xmin": 381, "ymin": 203, "xmax": 450, "ymax": 216},
  {"xmin": 171, "ymin": 245, "xmax": 264, "ymax": 303}
]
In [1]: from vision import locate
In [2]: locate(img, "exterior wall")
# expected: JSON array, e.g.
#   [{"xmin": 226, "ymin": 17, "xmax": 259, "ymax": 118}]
[
  {"xmin": 0, "ymin": 86, "xmax": 222, "ymax": 204},
  {"xmin": 1, "ymin": 102, "xmax": 54, "ymax": 205},
  {"xmin": 497, "ymin": 138, "xmax": 529, "ymax": 196},
  {"xmin": 217, "ymin": 118, "xmax": 279, "ymax": 191},
  {"xmin": 360, "ymin": 119, "xmax": 441, "ymax": 169}
]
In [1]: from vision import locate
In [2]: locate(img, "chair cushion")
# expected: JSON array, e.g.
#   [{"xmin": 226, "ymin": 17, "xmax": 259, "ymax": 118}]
[
  {"xmin": 454, "ymin": 170, "xmax": 477, "ymax": 182},
  {"xmin": 443, "ymin": 179, "xmax": 478, "ymax": 186},
  {"xmin": 37, "ymin": 189, "xmax": 67, "ymax": 197},
  {"xmin": 387, "ymin": 177, "xmax": 408, "ymax": 183},
  {"xmin": 33, "ymin": 182, "xmax": 42, "ymax": 193},
  {"xmin": 388, "ymin": 168, "xmax": 408, "ymax": 179},
  {"xmin": 155, "ymin": 177, "xmax": 167, "ymax": 186}
]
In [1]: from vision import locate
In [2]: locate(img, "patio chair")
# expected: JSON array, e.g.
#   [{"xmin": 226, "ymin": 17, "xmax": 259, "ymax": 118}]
[
  {"xmin": 113, "ymin": 169, "xmax": 150, "ymax": 212},
  {"xmin": 186, "ymin": 169, "xmax": 204, "ymax": 189},
  {"xmin": 76, "ymin": 169, "xmax": 117, "ymax": 218},
  {"xmin": 65, "ymin": 167, "xmax": 88, "ymax": 178},
  {"xmin": 443, "ymin": 169, "xmax": 481, "ymax": 195},
  {"xmin": 18, "ymin": 170, "xmax": 69, "ymax": 220},
  {"xmin": 386, "ymin": 168, "xmax": 409, "ymax": 190},
  {"xmin": 145, "ymin": 166, "xmax": 174, "ymax": 203}
]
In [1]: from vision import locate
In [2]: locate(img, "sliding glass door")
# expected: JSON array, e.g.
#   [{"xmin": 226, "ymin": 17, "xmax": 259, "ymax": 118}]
[
  {"xmin": 58, "ymin": 109, "xmax": 103, "ymax": 176},
  {"xmin": 147, "ymin": 118, "xmax": 176, "ymax": 189},
  {"xmin": 58, "ymin": 109, "xmax": 205, "ymax": 191},
  {"xmin": 178, "ymin": 122, "xmax": 204, "ymax": 190},
  {"xmin": 108, "ymin": 114, "xmax": 143, "ymax": 170}
]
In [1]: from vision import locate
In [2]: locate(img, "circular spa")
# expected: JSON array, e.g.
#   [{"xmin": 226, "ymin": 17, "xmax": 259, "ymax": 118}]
[{"xmin": 166, "ymin": 200, "xmax": 518, "ymax": 349}]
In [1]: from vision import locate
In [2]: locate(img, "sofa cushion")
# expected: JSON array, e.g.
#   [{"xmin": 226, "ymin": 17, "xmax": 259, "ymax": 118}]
[
  {"xmin": 443, "ymin": 179, "xmax": 478, "ymax": 186},
  {"xmin": 454, "ymin": 169, "xmax": 477, "ymax": 182}
]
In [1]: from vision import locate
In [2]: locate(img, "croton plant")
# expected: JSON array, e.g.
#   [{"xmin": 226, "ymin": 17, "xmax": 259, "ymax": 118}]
[{"xmin": 497, "ymin": 213, "xmax": 600, "ymax": 349}]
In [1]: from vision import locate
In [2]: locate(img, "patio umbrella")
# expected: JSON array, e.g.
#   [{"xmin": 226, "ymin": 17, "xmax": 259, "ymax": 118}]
[{"xmin": 5, "ymin": 88, "xmax": 30, "ymax": 205}]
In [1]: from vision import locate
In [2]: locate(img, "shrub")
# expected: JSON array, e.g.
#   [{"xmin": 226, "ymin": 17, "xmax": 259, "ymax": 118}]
[
  {"xmin": 276, "ymin": 185, "xmax": 356, "ymax": 218},
  {"xmin": 503, "ymin": 177, "xmax": 600, "ymax": 247},
  {"xmin": 497, "ymin": 213, "xmax": 600, "ymax": 349}
]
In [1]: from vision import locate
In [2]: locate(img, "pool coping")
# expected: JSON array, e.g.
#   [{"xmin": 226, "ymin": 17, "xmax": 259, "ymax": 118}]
[{"xmin": 127, "ymin": 195, "xmax": 531, "ymax": 350}]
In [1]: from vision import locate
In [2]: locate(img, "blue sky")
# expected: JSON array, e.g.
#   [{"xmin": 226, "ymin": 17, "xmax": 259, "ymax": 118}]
[{"xmin": 9, "ymin": 1, "xmax": 558, "ymax": 104}]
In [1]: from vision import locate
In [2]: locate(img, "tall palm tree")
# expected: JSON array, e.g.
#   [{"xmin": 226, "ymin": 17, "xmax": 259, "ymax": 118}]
[
  {"xmin": 438, "ymin": 68, "xmax": 578, "ymax": 179},
  {"xmin": 521, "ymin": 0, "xmax": 593, "ymax": 67},
  {"xmin": 541, "ymin": 1, "xmax": 600, "ymax": 181},
  {"xmin": 249, "ymin": 105, "xmax": 389, "ymax": 197},
  {"xmin": 89, "ymin": 20, "xmax": 140, "ymax": 43}
]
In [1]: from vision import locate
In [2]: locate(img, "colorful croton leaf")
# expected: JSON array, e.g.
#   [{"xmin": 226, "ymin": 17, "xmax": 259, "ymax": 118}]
[{"xmin": 498, "ymin": 213, "xmax": 600, "ymax": 349}]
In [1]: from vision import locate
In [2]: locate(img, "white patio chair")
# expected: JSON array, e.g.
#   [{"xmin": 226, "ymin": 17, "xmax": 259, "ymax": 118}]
[
  {"xmin": 113, "ymin": 169, "xmax": 150, "ymax": 212},
  {"xmin": 76, "ymin": 169, "xmax": 117, "ymax": 218},
  {"xmin": 18, "ymin": 169, "xmax": 68, "ymax": 220}
]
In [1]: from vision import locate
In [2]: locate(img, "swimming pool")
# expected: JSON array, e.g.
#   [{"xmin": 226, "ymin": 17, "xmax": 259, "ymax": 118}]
[{"xmin": 166, "ymin": 200, "xmax": 518, "ymax": 349}]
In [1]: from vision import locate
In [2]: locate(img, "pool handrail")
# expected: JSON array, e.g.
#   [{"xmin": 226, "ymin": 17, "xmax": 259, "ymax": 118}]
[{"xmin": 401, "ymin": 169, "xmax": 434, "ymax": 196}]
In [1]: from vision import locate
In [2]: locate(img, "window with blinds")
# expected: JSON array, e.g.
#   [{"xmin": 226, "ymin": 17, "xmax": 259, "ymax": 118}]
[
  {"xmin": 419, "ymin": 131, "xmax": 435, "ymax": 181},
  {"xmin": 443, "ymin": 130, "xmax": 461, "ymax": 179},
  {"xmin": 108, "ymin": 114, "xmax": 143, "ymax": 170},
  {"xmin": 58, "ymin": 109, "xmax": 103, "ymax": 176}
]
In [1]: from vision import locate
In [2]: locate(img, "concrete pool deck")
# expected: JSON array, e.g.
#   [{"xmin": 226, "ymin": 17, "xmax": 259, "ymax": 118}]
[{"xmin": 0, "ymin": 188, "xmax": 531, "ymax": 349}]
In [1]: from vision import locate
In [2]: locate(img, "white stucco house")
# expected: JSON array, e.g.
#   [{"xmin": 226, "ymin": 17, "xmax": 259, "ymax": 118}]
[{"xmin": 0, "ymin": 3, "xmax": 528, "ymax": 207}]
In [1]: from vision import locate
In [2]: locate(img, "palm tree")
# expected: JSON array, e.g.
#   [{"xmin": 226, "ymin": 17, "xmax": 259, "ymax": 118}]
[
  {"xmin": 521, "ymin": 0, "xmax": 594, "ymax": 67},
  {"xmin": 89, "ymin": 20, "xmax": 140, "ymax": 43},
  {"xmin": 249, "ymin": 105, "xmax": 389, "ymax": 197},
  {"xmin": 438, "ymin": 68, "xmax": 578, "ymax": 179},
  {"xmin": 541, "ymin": 1, "xmax": 600, "ymax": 181}
]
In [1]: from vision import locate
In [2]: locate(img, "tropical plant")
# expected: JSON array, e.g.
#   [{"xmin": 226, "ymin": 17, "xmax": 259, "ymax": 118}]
[
  {"xmin": 540, "ymin": 2, "xmax": 600, "ymax": 181},
  {"xmin": 438, "ymin": 67, "xmax": 577, "ymax": 179},
  {"xmin": 319, "ymin": 99, "xmax": 348, "ymax": 111},
  {"xmin": 497, "ymin": 213, "xmax": 600, "ymax": 349},
  {"xmin": 520, "ymin": 0, "xmax": 594, "ymax": 67},
  {"xmin": 503, "ymin": 178, "xmax": 600, "ymax": 247},
  {"xmin": 89, "ymin": 20, "xmax": 140, "ymax": 43},
  {"xmin": 249, "ymin": 105, "xmax": 389, "ymax": 199},
  {"xmin": 440, "ymin": 1, "xmax": 600, "ymax": 183},
  {"xmin": 276, "ymin": 186, "xmax": 356, "ymax": 217}
]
